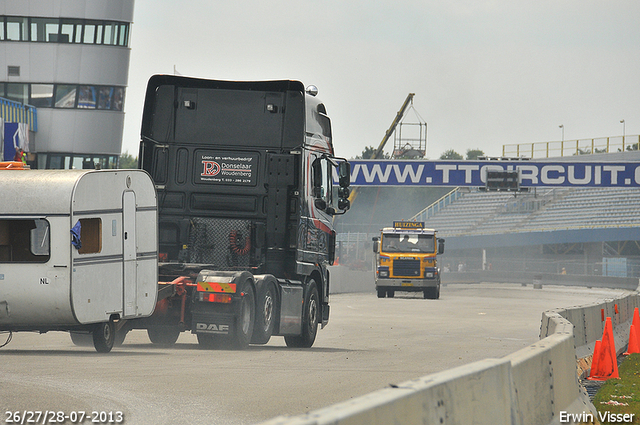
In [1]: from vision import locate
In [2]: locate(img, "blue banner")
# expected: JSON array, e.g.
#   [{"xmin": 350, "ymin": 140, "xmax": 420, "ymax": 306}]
[{"xmin": 335, "ymin": 160, "xmax": 640, "ymax": 188}]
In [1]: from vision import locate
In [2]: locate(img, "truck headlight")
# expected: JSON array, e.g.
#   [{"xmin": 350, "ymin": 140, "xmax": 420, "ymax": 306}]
[{"xmin": 378, "ymin": 267, "xmax": 389, "ymax": 278}]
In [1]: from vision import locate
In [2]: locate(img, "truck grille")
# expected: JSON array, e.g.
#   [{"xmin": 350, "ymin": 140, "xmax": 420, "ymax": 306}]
[
  {"xmin": 189, "ymin": 217, "xmax": 252, "ymax": 268},
  {"xmin": 393, "ymin": 259, "xmax": 421, "ymax": 277}
]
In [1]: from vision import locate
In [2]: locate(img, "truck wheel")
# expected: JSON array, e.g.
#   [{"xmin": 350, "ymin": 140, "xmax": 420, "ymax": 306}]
[
  {"xmin": 251, "ymin": 282, "xmax": 276, "ymax": 344},
  {"xmin": 424, "ymin": 285, "xmax": 441, "ymax": 300},
  {"xmin": 147, "ymin": 326, "xmax": 181, "ymax": 347},
  {"xmin": 224, "ymin": 279, "xmax": 255, "ymax": 349},
  {"xmin": 285, "ymin": 282, "xmax": 319, "ymax": 348},
  {"xmin": 377, "ymin": 289, "xmax": 386, "ymax": 298},
  {"xmin": 386, "ymin": 290, "xmax": 395, "ymax": 298},
  {"xmin": 92, "ymin": 321, "xmax": 115, "ymax": 353}
]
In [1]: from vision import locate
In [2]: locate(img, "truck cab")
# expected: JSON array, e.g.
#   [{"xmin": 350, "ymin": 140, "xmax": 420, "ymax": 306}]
[
  {"xmin": 372, "ymin": 221, "xmax": 444, "ymax": 299},
  {"xmin": 137, "ymin": 75, "xmax": 350, "ymax": 348}
]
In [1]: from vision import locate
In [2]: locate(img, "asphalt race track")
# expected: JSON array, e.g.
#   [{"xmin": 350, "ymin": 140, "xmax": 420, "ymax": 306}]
[{"xmin": 0, "ymin": 283, "xmax": 630, "ymax": 425}]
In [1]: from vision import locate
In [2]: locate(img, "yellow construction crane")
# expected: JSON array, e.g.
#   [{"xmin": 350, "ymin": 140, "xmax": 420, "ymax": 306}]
[
  {"xmin": 348, "ymin": 93, "xmax": 415, "ymax": 204},
  {"xmin": 370, "ymin": 93, "xmax": 415, "ymax": 160}
]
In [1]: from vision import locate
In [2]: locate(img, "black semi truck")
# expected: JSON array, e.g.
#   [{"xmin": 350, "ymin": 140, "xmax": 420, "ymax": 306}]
[{"xmin": 123, "ymin": 75, "xmax": 350, "ymax": 349}]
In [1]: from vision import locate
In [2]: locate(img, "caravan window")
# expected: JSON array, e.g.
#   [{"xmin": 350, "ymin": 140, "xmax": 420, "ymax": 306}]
[
  {"xmin": 78, "ymin": 218, "xmax": 102, "ymax": 254},
  {"xmin": 0, "ymin": 219, "xmax": 50, "ymax": 263}
]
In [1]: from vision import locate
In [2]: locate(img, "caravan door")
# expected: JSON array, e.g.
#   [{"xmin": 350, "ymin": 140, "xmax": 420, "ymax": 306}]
[{"xmin": 123, "ymin": 191, "xmax": 137, "ymax": 317}]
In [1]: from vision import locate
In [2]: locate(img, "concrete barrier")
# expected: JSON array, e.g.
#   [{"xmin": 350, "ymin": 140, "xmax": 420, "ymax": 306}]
[
  {"xmin": 328, "ymin": 266, "xmax": 375, "ymax": 294},
  {"xmin": 260, "ymin": 280, "xmax": 640, "ymax": 425}
]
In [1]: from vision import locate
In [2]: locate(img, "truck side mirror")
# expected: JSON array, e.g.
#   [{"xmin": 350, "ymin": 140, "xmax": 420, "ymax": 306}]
[
  {"xmin": 372, "ymin": 237, "xmax": 379, "ymax": 253},
  {"xmin": 338, "ymin": 161, "xmax": 350, "ymax": 187},
  {"xmin": 437, "ymin": 238, "xmax": 445, "ymax": 255}
]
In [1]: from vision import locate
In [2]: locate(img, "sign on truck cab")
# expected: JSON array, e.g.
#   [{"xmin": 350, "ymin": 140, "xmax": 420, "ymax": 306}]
[{"xmin": 372, "ymin": 222, "xmax": 444, "ymax": 300}]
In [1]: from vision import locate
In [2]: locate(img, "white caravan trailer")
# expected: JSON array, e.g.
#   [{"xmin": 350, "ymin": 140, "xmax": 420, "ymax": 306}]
[{"xmin": 0, "ymin": 169, "xmax": 158, "ymax": 352}]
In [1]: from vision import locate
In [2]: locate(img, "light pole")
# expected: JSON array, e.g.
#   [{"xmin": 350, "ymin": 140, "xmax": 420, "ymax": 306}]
[
  {"xmin": 621, "ymin": 120, "xmax": 626, "ymax": 150},
  {"xmin": 559, "ymin": 124, "xmax": 564, "ymax": 156},
  {"xmin": 559, "ymin": 124, "xmax": 564, "ymax": 141}
]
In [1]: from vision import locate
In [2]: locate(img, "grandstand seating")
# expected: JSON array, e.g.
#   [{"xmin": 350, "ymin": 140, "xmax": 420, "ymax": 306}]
[{"xmin": 420, "ymin": 187, "xmax": 640, "ymax": 237}]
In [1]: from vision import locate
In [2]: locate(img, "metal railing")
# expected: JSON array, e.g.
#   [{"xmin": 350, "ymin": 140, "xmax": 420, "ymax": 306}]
[
  {"xmin": 0, "ymin": 97, "xmax": 38, "ymax": 132},
  {"xmin": 502, "ymin": 135, "xmax": 640, "ymax": 158},
  {"xmin": 410, "ymin": 187, "xmax": 463, "ymax": 222}
]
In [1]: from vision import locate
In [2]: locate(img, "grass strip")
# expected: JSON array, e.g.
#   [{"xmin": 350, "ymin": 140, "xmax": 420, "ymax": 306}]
[{"xmin": 592, "ymin": 353, "xmax": 640, "ymax": 424}]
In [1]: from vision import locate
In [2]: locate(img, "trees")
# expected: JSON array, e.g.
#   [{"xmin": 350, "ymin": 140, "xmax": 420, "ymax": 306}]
[
  {"xmin": 438, "ymin": 148, "xmax": 485, "ymax": 160},
  {"xmin": 439, "ymin": 149, "xmax": 463, "ymax": 160},
  {"xmin": 355, "ymin": 146, "xmax": 391, "ymax": 160},
  {"xmin": 118, "ymin": 151, "xmax": 138, "ymax": 169},
  {"xmin": 465, "ymin": 149, "xmax": 484, "ymax": 160}
]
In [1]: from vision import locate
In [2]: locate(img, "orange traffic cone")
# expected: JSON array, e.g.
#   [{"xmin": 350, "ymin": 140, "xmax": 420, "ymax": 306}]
[
  {"xmin": 624, "ymin": 324, "xmax": 640, "ymax": 355},
  {"xmin": 587, "ymin": 317, "xmax": 619, "ymax": 380},
  {"xmin": 624, "ymin": 308, "xmax": 640, "ymax": 355}
]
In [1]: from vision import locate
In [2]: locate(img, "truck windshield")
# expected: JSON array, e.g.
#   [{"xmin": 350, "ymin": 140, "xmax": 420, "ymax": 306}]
[{"xmin": 382, "ymin": 233, "xmax": 434, "ymax": 253}]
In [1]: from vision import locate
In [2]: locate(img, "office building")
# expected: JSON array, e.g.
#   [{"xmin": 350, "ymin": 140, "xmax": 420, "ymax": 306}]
[{"xmin": 0, "ymin": 0, "xmax": 134, "ymax": 168}]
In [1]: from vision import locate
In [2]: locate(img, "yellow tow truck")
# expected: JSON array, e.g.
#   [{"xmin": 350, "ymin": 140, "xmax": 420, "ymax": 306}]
[{"xmin": 372, "ymin": 221, "xmax": 445, "ymax": 299}]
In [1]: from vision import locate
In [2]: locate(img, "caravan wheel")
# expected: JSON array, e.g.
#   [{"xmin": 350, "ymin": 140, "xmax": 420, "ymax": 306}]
[{"xmin": 92, "ymin": 321, "xmax": 115, "ymax": 353}]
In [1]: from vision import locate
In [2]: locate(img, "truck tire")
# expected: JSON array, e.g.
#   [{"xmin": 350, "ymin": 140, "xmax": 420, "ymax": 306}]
[
  {"xmin": 424, "ymin": 284, "xmax": 440, "ymax": 300},
  {"xmin": 377, "ymin": 289, "xmax": 386, "ymax": 298},
  {"xmin": 285, "ymin": 282, "xmax": 319, "ymax": 348},
  {"xmin": 92, "ymin": 321, "xmax": 115, "ymax": 353},
  {"xmin": 147, "ymin": 326, "xmax": 181, "ymax": 347},
  {"xmin": 213, "ymin": 279, "xmax": 255, "ymax": 349},
  {"xmin": 251, "ymin": 281, "xmax": 276, "ymax": 344},
  {"xmin": 386, "ymin": 290, "xmax": 395, "ymax": 298}
]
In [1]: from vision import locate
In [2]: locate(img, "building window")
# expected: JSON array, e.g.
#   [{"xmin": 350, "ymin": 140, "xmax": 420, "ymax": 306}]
[
  {"xmin": 60, "ymin": 19, "xmax": 83, "ymax": 43},
  {"xmin": 78, "ymin": 86, "xmax": 97, "ymax": 109},
  {"xmin": 54, "ymin": 85, "xmax": 77, "ymax": 108},
  {"xmin": 1, "ymin": 82, "xmax": 125, "ymax": 110},
  {"xmin": 117, "ymin": 23, "xmax": 129, "ymax": 46},
  {"xmin": 83, "ymin": 22, "xmax": 96, "ymax": 43},
  {"xmin": 30, "ymin": 18, "xmax": 59, "ymax": 42},
  {"xmin": 41, "ymin": 153, "xmax": 119, "ymax": 170},
  {"xmin": 112, "ymin": 87, "xmax": 124, "ymax": 111},
  {"xmin": 6, "ymin": 16, "xmax": 28, "ymax": 41},
  {"xmin": 6, "ymin": 83, "xmax": 28, "ymax": 104},
  {"xmin": 1, "ymin": 16, "xmax": 130, "ymax": 46},
  {"xmin": 7, "ymin": 66, "xmax": 20, "ymax": 77},
  {"xmin": 95, "ymin": 22, "xmax": 104, "ymax": 44},
  {"xmin": 30, "ymin": 84, "xmax": 54, "ymax": 107},
  {"xmin": 103, "ymin": 22, "xmax": 116, "ymax": 45}
]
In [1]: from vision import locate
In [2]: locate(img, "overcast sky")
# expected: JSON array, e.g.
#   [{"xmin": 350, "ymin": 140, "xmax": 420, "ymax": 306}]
[{"xmin": 121, "ymin": 1, "xmax": 640, "ymax": 160}]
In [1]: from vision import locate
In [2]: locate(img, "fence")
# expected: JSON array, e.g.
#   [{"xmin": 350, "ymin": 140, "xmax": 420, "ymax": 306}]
[
  {"xmin": 0, "ymin": 97, "xmax": 38, "ymax": 132},
  {"xmin": 503, "ymin": 135, "xmax": 640, "ymax": 158}
]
